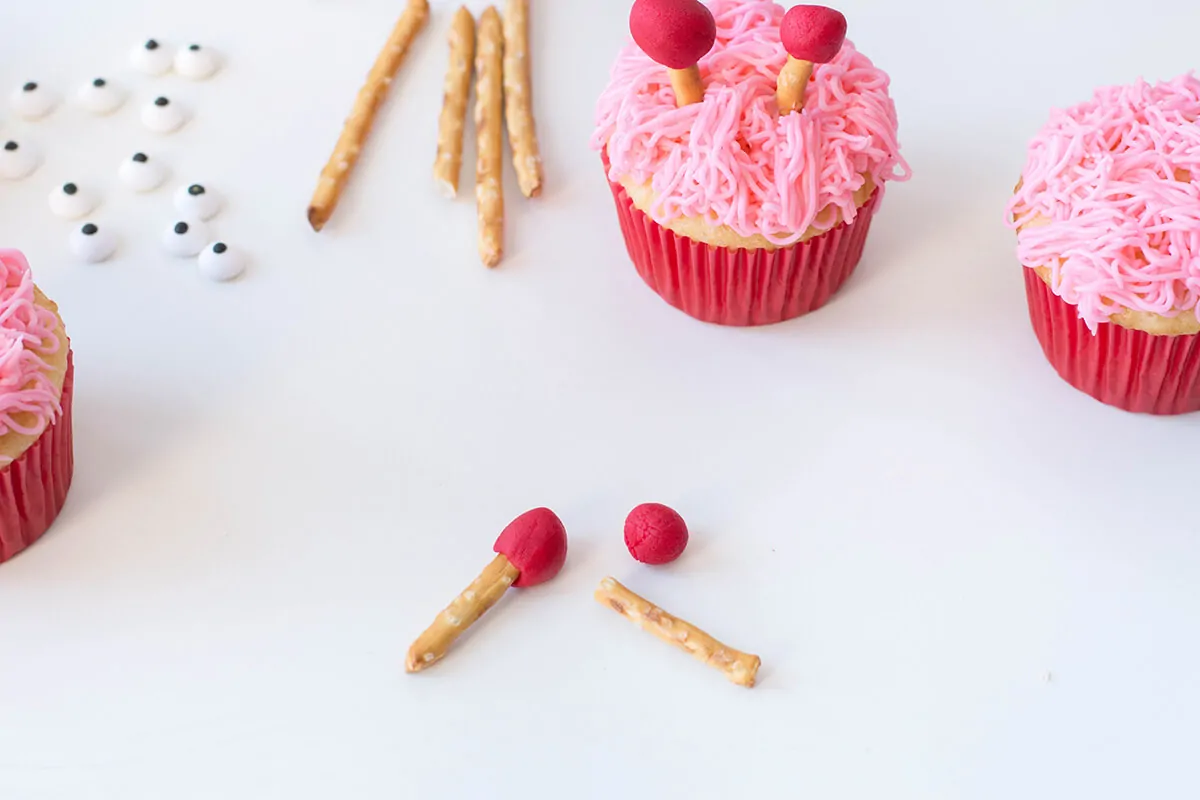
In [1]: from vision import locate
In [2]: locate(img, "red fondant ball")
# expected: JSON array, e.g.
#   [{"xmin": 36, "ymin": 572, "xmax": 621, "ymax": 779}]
[
  {"xmin": 624, "ymin": 503, "xmax": 689, "ymax": 565},
  {"xmin": 781, "ymin": 5, "xmax": 847, "ymax": 64},
  {"xmin": 630, "ymin": 0, "xmax": 717, "ymax": 70},
  {"xmin": 494, "ymin": 508, "xmax": 568, "ymax": 587}
]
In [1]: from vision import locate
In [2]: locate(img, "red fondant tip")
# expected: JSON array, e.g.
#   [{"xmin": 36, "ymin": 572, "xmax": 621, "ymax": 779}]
[
  {"xmin": 493, "ymin": 508, "xmax": 568, "ymax": 587},
  {"xmin": 781, "ymin": 4, "xmax": 846, "ymax": 64},
  {"xmin": 630, "ymin": 0, "xmax": 717, "ymax": 70},
  {"xmin": 624, "ymin": 503, "xmax": 689, "ymax": 566}
]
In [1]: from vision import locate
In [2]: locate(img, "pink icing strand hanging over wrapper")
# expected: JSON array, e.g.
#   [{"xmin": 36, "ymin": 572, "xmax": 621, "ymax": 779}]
[
  {"xmin": 1007, "ymin": 74, "xmax": 1200, "ymax": 332},
  {"xmin": 593, "ymin": 0, "xmax": 909, "ymax": 247},
  {"xmin": 0, "ymin": 249, "xmax": 63, "ymax": 464}
]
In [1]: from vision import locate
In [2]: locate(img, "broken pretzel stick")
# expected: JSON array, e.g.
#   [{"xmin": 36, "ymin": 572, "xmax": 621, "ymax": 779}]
[
  {"xmin": 434, "ymin": 7, "xmax": 476, "ymax": 198},
  {"xmin": 307, "ymin": 0, "xmax": 430, "ymax": 232},
  {"xmin": 475, "ymin": 7, "xmax": 505, "ymax": 267},
  {"xmin": 503, "ymin": 0, "xmax": 544, "ymax": 198},
  {"xmin": 595, "ymin": 577, "xmax": 761, "ymax": 688}
]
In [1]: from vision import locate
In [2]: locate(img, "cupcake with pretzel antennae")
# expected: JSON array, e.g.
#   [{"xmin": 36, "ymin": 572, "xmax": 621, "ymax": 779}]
[{"xmin": 594, "ymin": 0, "xmax": 909, "ymax": 326}]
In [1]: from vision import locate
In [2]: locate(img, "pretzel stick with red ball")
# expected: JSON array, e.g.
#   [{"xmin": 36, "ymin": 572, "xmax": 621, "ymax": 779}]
[
  {"xmin": 406, "ymin": 508, "xmax": 567, "ymax": 673},
  {"xmin": 776, "ymin": 4, "xmax": 846, "ymax": 114},
  {"xmin": 629, "ymin": 0, "xmax": 717, "ymax": 107}
]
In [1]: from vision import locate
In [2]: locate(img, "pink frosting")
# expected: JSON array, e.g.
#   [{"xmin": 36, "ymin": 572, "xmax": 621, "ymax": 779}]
[
  {"xmin": 592, "ymin": 0, "xmax": 909, "ymax": 246},
  {"xmin": 0, "ymin": 249, "xmax": 63, "ymax": 465},
  {"xmin": 1007, "ymin": 74, "xmax": 1200, "ymax": 332}
]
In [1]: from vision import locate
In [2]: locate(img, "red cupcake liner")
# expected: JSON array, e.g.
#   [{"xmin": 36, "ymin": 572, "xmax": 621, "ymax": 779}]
[
  {"xmin": 1025, "ymin": 271, "xmax": 1200, "ymax": 415},
  {"xmin": 604, "ymin": 158, "xmax": 881, "ymax": 326},
  {"xmin": 0, "ymin": 352, "xmax": 75, "ymax": 563}
]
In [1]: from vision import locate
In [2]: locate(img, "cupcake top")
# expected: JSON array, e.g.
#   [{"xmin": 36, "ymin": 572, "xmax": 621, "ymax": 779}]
[
  {"xmin": 592, "ymin": 0, "xmax": 909, "ymax": 247},
  {"xmin": 1008, "ymin": 74, "xmax": 1200, "ymax": 332},
  {"xmin": 0, "ymin": 249, "xmax": 65, "ymax": 465}
]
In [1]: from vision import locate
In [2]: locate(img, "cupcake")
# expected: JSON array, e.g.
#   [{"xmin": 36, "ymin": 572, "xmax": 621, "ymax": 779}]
[
  {"xmin": 1008, "ymin": 74, "xmax": 1200, "ymax": 415},
  {"xmin": 0, "ymin": 249, "xmax": 74, "ymax": 563},
  {"xmin": 593, "ymin": 0, "xmax": 909, "ymax": 326}
]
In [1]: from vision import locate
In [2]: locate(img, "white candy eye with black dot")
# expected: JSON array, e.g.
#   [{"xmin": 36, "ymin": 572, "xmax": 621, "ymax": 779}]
[
  {"xmin": 69, "ymin": 222, "xmax": 117, "ymax": 263},
  {"xmin": 119, "ymin": 152, "xmax": 167, "ymax": 192},
  {"xmin": 174, "ymin": 43, "xmax": 220, "ymax": 80},
  {"xmin": 76, "ymin": 77, "xmax": 125, "ymax": 115},
  {"xmin": 0, "ymin": 140, "xmax": 41, "ymax": 180},
  {"xmin": 10, "ymin": 81, "xmax": 57, "ymax": 120},
  {"xmin": 198, "ymin": 242, "xmax": 246, "ymax": 282},
  {"xmin": 48, "ymin": 182, "xmax": 99, "ymax": 220},
  {"xmin": 162, "ymin": 220, "xmax": 210, "ymax": 257},
  {"xmin": 141, "ymin": 96, "xmax": 187, "ymax": 133},
  {"xmin": 131, "ymin": 38, "xmax": 173, "ymax": 75},
  {"xmin": 174, "ymin": 183, "xmax": 221, "ymax": 220}
]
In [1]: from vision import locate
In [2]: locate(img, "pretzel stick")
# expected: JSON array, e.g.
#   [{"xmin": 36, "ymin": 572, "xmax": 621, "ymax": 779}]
[
  {"xmin": 434, "ymin": 7, "xmax": 476, "ymax": 198},
  {"xmin": 475, "ymin": 7, "xmax": 505, "ymax": 267},
  {"xmin": 776, "ymin": 57, "xmax": 814, "ymax": 115},
  {"xmin": 406, "ymin": 554, "xmax": 520, "ymax": 673},
  {"xmin": 307, "ymin": 0, "xmax": 430, "ymax": 232},
  {"xmin": 503, "ymin": 0, "xmax": 544, "ymax": 198},
  {"xmin": 595, "ymin": 577, "xmax": 761, "ymax": 688}
]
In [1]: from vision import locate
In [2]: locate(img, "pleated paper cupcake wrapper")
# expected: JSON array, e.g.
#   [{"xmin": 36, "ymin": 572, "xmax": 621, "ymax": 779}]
[
  {"xmin": 605, "ymin": 162, "xmax": 880, "ymax": 326},
  {"xmin": 1025, "ymin": 271, "xmax": 1200, "ymax": 415},
  {"xmin": 0, "ymin": 352, "xmax": 75, "ymax": 563}
]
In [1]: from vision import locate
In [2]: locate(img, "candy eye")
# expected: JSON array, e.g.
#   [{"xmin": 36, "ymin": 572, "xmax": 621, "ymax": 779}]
[
  {"xmin": 198, "ymin": 242, "xmax": 246, "ymax": 282},
  {"xmin": 131, "ymin": 38, "xmax": 173, "ymax": 75},
  {"xmin": 175, "ymin": 43, "xmax": 220, "ymax": 80},
  {"xmin": 161, "ymin": 220, "xmax": 210, "ymax": 257},
  {"xmin": 141, "ymin": 96, "xmax": 187, "ymax": 133},
  {"xmin": 48, "ymin": 182, "xmax": 99, "ymax": 220},
  {"xmin": 10, "ymin": 81, "xmax": 57, "ymax": 120},
  {"xmin": 174, "ymin": 183, "xmax": 222, "ymax": 220},
  {"xmin": 0, "ymin": 139, "xmax": 41, "ymax": 180},
  {"xmin": 76, "ymin": 77, "xmax": 125, "ymax": 115},
  {"xmin": 119, "ymin": 152, "xmax": 167, "ymax": 192},
  {"xmin": 69, "ymin": 222, "xmax": 117, "ymax": 263}
]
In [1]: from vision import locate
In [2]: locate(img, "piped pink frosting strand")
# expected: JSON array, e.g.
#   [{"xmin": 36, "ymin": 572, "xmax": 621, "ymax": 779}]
[
  {"xmin": 0, "ymin": 249, "xmax": 62, "ymax": 465},
  {"xmin": 592, "ymin": 0, "xmax": 909, "ymax": 246},
  {"xmin": 1007, "ymin": 74, "xmax": 1200, "ymax": 331}
]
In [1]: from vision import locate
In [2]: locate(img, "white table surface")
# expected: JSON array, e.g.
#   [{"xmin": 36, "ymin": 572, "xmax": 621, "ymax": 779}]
[{"xmin": 3, "ymin": 0, "xmax": 1200, "ymax": 797}]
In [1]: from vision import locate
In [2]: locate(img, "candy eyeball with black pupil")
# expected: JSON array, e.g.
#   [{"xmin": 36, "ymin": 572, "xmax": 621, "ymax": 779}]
[
  {"xmin": 0, "ymin": 139, "xmax": 41, "ymax": 180},
  {"xmin": 119, "ymin": 152, "xmax": 167, "ymax": 192},
  {"xmin": 161, "ymin": 219, "xmax": 210, "ymax": 257},
  {"xmin": 131, "ymin": 37, "xmax": 173, "ymax": 75},
  {"xmin": 69, "ymin": 222, "xmax": 117, "ymax": 263},
  {"xmin": 198, "ymin": 241, "xmax": 246, "ymax": 282},
  {"xmin": 10, "ymin": 81, "xmax": 57, "ymax": 120},
  {"xmin": 76, "ymin": 76, "xmax": 125, "ymax": 115},
  {"xmin": 174, "ymin": 43, "xmax": 220, "ymax": 80},
  {"xmin": 48, "ymin": 182, "xmax": 99, "ymax": 219},
  {"xmin": 141, "ymin": 96, "xmax": 187, "ymax": 133},
  {"xmin": 174, "ymin": 183, "xmax": 221, "ymax": 220}
]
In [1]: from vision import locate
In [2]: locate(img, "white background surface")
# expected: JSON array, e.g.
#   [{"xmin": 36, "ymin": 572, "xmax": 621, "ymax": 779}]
[{"xmin": 2, "ymin": 0, "xmax": 1200, "ymax": 797}]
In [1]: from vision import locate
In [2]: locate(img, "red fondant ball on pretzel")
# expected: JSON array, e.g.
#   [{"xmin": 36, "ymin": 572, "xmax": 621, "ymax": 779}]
[
  {"xmin": 630, "ymin": 0, "xmax": 717, "ymax": 70},
  {"xmin": 494, "ymin": 507, "xmax": 568, "ymax": 587},
  {"xmin": 625, "ymin": 503, "xmax": 689, "ymax": 565},
  {"xmin": 781, "ymin": 5, "xmax": 847, "ymax": 64}
]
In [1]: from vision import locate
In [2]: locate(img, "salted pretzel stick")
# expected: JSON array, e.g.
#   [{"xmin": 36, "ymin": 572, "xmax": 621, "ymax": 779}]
[
  {"xmin": 595, "ymin": 577, "xmax": 761, "ymax": 688},
  {"xmin": 503, "ymin": 0, "xmax": 544, "ymax": 198},
  {"xmin": 434, "ymin": 7, "xmax": 476, "ymax": 198},
  {"xmin": 475, "ymin": 7, "xmax": 505, "ymax": 267},
  {"xmin": 307, "ymin": 0, "xmax": 430, "ymax": 232},
  {"xmin": 406, "ymin": 554, "xmax": 519, "ymax": 673}
]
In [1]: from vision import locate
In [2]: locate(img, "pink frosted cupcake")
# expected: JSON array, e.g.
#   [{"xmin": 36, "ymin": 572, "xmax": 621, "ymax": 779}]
[
  {"xmin": 1008, "ymin": 74, "xmax": 1200, "ymax": 415},
  {"xmin": 593, "ymin": 0, "xmax": 909, "ymax": 326},
  {"xmin": 0, "ymin": 249, "xmax": 74, "ymax": 563}
]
